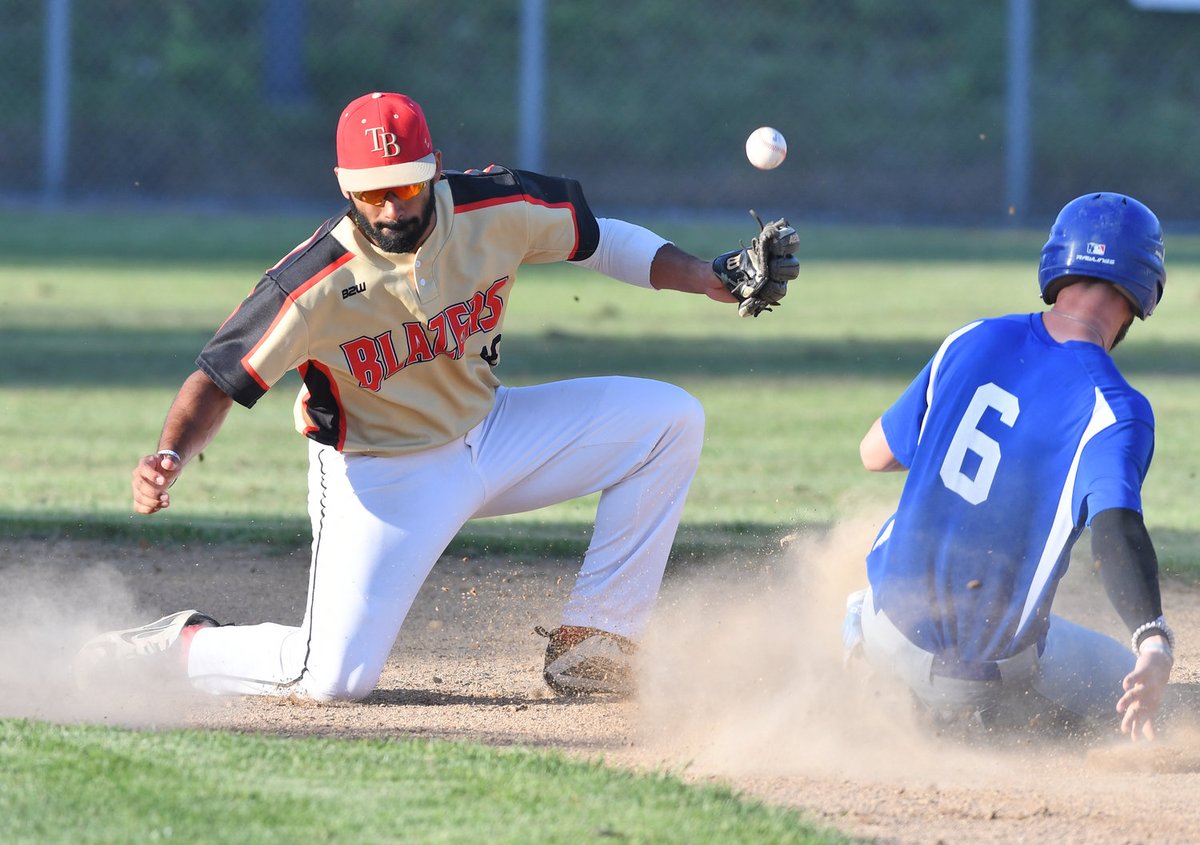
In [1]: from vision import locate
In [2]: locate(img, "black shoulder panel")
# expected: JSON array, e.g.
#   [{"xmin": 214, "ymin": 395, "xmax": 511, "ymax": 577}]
[{"xmin": 443, "ymin": 167, "xmax": 600, "ymax": 260}]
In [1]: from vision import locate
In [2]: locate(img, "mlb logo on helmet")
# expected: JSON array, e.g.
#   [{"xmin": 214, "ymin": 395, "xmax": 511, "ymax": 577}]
[
  {"xmin": 335, "ymin": 92, "xmax": 436, "ymax": 194},
  {"xmin": 1086, "ymin": 242, "xmax": 1106, "ymax": 255}
]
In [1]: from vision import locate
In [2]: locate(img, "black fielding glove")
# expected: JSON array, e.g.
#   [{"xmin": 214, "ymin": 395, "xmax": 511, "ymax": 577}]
[{"xmin": 712, "ymin": 212, "xmax": 799, "ymax": 318}]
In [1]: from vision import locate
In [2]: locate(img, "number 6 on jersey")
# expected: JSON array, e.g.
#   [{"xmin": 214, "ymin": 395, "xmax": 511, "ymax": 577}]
[{"xmin": 938, "ymin": 382, "xmax": 1019, "ymax": 505}]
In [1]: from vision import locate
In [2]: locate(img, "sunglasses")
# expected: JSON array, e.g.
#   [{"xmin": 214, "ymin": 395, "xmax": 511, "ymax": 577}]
[{"xmin": 351, "ymin": 181, "xmax": 428, "ymax": 206}]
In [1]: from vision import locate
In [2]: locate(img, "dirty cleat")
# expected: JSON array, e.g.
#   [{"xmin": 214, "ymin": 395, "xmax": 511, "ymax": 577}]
[
  {"xmin": 73, "ymin": 609, "xmax": 219, "ymax": 690},
  {"xmin": 535, "ymin": 624, "xmax": 636, "ymax": 697}
]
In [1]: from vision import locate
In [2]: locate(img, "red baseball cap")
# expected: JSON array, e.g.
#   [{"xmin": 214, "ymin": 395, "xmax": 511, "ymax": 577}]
[{"xmin": 335, "ymin": 92, "xmax": 436, "ymax": 193}]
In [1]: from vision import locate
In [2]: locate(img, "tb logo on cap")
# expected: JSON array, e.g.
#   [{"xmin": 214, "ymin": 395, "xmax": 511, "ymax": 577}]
[
  {"xmin": 335, "ymin": 92, "xmax": 437, "ymax": 194},
  {"xmin": 366, "ymin": 127, "xmax": 402, "ymax": 159}
]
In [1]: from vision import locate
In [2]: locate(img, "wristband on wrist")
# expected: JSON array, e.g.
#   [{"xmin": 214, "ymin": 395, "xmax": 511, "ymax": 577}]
[
  {"xmin": 1131, "ymin": 615, "xmax": 1176, "ymax": 656},
  {"xmin": 1138, "ymin": 640, "xmax": 1173, "ymax": 663}
]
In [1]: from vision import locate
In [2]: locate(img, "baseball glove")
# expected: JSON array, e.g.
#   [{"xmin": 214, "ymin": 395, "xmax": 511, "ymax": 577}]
[{"xmin": 712, "ymin": 212, "xmax": 800, "ymax": 317}]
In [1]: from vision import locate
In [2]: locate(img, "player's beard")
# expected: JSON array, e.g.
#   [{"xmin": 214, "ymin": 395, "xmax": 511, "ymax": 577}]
[
  {"xmin": 349, "ymin": 189, "xmax": 436, "ymax": 255},
  {"xmin": 1110, "ymin": 316, "xmax": 1134, "ymax": 350}
]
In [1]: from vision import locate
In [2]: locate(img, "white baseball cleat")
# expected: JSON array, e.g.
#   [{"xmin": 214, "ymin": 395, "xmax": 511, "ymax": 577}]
[
  {"xmin": 535, "ymin": 624, "xmax": 636, "ymax": 697},
  {"xmin": 73, "ymin": 609, "xmax": 219, "ymax": 690},
  {"xmin": 842, "ymin": 588, "xmax": 867, "ymax": 668}
]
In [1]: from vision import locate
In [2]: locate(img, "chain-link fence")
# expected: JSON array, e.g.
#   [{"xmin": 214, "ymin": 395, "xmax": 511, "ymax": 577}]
[{"xmin": 3, "ymin": 0, "xmax": 1198, "ymax": 226}]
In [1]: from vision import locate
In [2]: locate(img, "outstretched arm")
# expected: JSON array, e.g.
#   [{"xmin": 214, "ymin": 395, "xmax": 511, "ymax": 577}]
[
  {"xmin": 571, "ymin": 218, "xmax": 738, "ymax": 303},
  {"xmin": 571, "ymin": 215, "xmax": 800, "ymax": 315},
  {"xmin": 1091, "ymin": 507, "xmax": 1174, "ymax": 740},
  {"xmin": 131, "ymin": 369, "xmax": 234, "ymax": 514}
]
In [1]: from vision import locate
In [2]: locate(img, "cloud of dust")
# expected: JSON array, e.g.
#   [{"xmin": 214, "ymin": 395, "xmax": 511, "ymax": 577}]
[
  {"xmin": 635, "ymin": 510, "xmax": 1010, "ymax": 782},
  {"xmin": 0, "ymin": 560, "xmax": 204, "ymax": 728}
]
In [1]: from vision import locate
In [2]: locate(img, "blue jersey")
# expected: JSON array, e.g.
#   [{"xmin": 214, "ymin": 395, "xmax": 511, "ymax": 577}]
[{"xmin": 867, "ymin": 313, "xmax": 1154, "ymax": 664}]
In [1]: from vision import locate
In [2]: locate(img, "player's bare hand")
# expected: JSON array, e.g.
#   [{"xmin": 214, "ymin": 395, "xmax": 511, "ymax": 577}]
[
  {"xmin": 131, "ymin": 453, "xmax": 180, "ymax": 514},
  {"xmin": 1116, "ymin": 645, "xmax": 1172, "ymax": 741},
  {"xmin": 702, "ymin": 276, "xmax": 741, "ymax": 304}
]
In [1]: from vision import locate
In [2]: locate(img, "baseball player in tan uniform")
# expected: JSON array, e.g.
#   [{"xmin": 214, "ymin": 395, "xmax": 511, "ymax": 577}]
[{"xmin": 76, "ymin": 92, "xmax": 796, "ymax": 701}]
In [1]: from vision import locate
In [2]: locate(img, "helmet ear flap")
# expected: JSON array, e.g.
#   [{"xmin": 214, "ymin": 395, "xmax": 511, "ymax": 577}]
[
  {"xmin": 1040, "ymin": 275, "xmax": 1069, "ymax": 306},
  {"xmin": 1037, "ymin": 193, "xmax": 1165, "ymax": 320}
]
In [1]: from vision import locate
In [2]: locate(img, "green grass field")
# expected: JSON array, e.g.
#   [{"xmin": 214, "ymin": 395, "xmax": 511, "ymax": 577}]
[
  {"xmin": 0, "ymin": 720, "xmax": 851, "ymax": 845},
  {"xmin": 2, "ymin": 208, "xmax": 1198, "ymax": 843},
  {"xmin": 2, "ymin": 209, "xmax": 1199, "ymax": 568}
]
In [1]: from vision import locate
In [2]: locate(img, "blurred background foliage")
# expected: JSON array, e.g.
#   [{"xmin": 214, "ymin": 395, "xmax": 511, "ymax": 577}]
[{"xmin": 1, "ymin": 0, "xmax": 1198, "ymax": 224}]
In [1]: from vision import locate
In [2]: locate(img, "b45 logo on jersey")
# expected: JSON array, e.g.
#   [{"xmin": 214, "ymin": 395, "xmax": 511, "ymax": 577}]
[{"xmin": 339, "ymin": 277, "xmax": 507, "ymax": 390}]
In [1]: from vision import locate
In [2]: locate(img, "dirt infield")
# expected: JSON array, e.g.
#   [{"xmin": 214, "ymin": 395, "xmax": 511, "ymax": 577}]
[{"xmin": 3, "ymin": 530, "xmax": 1199, "ymax": 844}]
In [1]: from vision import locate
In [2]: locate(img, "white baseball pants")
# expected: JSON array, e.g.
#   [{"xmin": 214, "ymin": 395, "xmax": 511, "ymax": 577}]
[
  {"xmin": 852, "ymin": 587, "xmax": 1135, "ymax": 725},
  {"xmin": 187, "ymin": 376, "xmax": 704, "ymax": 700}
]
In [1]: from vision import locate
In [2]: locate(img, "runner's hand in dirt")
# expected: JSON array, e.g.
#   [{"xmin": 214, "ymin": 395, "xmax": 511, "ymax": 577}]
[{"xmin": 1116, "ymin": 640, "xmax": 1173, "ymax": 741}]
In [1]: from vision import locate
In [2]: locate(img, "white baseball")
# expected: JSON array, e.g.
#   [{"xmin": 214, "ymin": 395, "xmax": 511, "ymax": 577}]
[{"xmin": 746, "ymin": 127, "xmax": 787, "ymax": 170}]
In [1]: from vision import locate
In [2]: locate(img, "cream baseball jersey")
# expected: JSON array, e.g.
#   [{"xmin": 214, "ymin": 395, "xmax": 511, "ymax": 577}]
[{"xmin": 197, "ymin": 167, "xmax": 601, "ymax": 454}]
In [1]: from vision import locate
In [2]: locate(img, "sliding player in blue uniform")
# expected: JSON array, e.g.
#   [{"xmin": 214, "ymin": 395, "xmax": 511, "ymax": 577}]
[{"xmin": 845, "ymin": 192, "xmax": 1174, "ymax": 741}]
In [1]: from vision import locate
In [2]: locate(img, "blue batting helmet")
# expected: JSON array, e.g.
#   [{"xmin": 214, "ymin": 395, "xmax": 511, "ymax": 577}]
[{"xmin": 1038, "ymin": 192, "xmax": 1165, "ymax": 319}]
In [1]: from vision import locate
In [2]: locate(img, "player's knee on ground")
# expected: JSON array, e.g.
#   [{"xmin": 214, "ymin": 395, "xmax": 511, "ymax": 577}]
[{"xmin": 300, "ymin": 660, "xmax": 382, "ymax": 702}]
